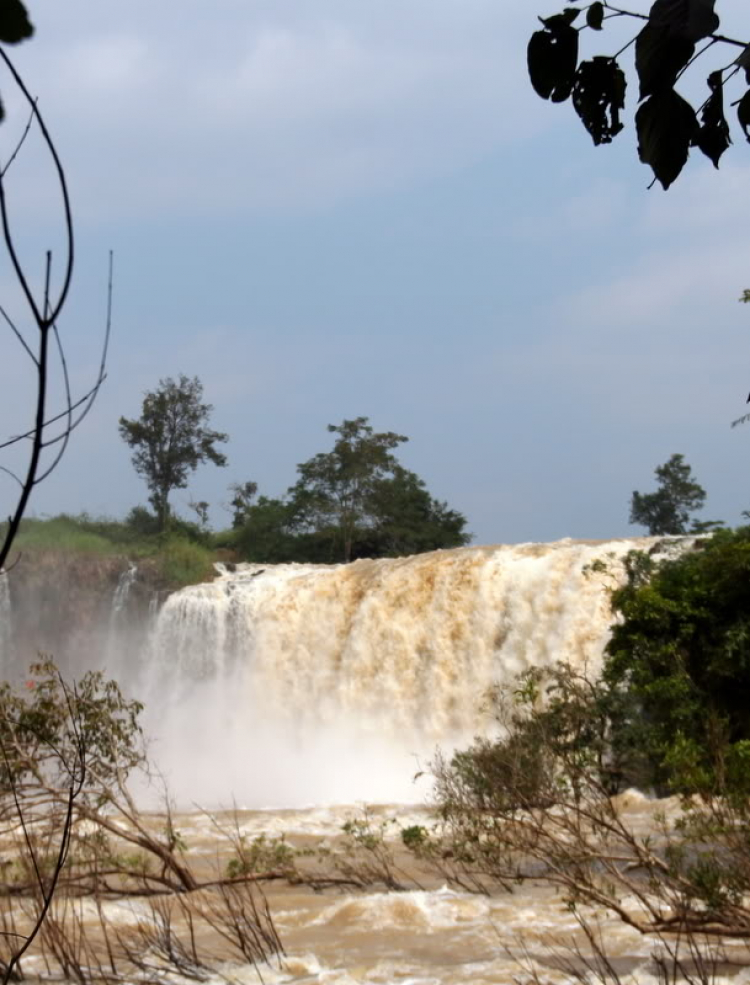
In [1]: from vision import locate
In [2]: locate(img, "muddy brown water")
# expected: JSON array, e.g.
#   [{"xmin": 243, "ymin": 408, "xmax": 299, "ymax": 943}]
[{"xmin": 11, "ymin": 795, "xmax": 749, "ymax": 985}]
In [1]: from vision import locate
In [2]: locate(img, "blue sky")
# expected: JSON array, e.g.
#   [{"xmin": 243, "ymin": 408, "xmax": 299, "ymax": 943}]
[{"xmin": 0, "ymin": 0, "xmax": 749, "ymax": 544}]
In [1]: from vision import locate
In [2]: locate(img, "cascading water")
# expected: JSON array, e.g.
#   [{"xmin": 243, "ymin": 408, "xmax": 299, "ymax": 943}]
[
  {"xmin": 0, "ymin": 571, "xmax": 11, "ymax": 672},
  {"xmin": 135, "ymin": 538, "xmax": 662, "ymax": 808},
  {"xmin": 105, "ymin": 562, "xmax": 140, "ymax": 673},
  {"xmin": 110, "ymin": 562, "xmax": 138, "ymax": 622}
]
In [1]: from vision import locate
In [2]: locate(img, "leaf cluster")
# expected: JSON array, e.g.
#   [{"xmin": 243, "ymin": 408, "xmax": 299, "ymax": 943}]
[
  {"xmin": 605, "ymin": 528, "xmax": 750, "ymax": 795},
  {"xmin": 0, "ymin": 658, "xmax": 144, "ymax": 796},
  {"xmin": 528, "ymin": 1, "xmax": 750, "ymax": 188}
]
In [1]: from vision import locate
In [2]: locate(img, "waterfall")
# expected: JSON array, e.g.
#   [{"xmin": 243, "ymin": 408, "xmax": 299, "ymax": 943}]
[
  {"xmin": 0, "ymin": 571, "xmax": 10, "ymax": 672},
  {"xmin": 139, "ymin": 538, "xmax": 666, "ymax": 808},
  {"xmin": 110, "ymin": 562, "xmax": 138, "ymax": 622},
  {"xmin": 105, "ymin": 562, "xmax": 139, "ymax": 673}
]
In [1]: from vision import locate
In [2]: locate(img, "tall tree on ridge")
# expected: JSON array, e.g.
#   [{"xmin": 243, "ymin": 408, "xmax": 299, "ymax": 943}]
[
  {"xmin": 629, "ymin": 453, "xmax": 711, "ymax": 534},
  {"xmin": 119, "ymin": 375, "xmax": 228, "ymax": 532}
]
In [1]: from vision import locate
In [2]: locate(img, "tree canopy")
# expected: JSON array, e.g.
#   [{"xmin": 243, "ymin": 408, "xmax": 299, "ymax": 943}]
[
  {"xmin": 230, "ymin": 417, "xmax": 471, "ymax": 563},
  {"xmin": 605, "ymin": 528, "xmax": 750, "ymax": 794},
  {"xmin": 119, "ymin": 375, "xmax": 228, "ymax": 532},
  {"xmin": 629, "ymin": 453, "xmax": 713, "ymax": 534},
  {"xmin": 289, "ymin": 417, "xmax": 409, "ymax": 562},
  {"xmin": 527, "ymin": 1, "xmax": 749, "ymax": 188}
]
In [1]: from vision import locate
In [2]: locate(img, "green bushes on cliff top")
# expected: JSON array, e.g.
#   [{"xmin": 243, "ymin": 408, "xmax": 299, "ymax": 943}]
[
  {"xmin": 12, "ymin": 516, "xmax": 129, "ymax": 555},
  {"xmin": 5, "ymin": 514, "xmax": 217, "ymax": 589},
  {"xmin": 157, "ymin": 537, "xmax": 216, "ymax": 587}
]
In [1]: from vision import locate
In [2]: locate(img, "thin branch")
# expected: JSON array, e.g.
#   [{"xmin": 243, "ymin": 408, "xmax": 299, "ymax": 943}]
[
  {"xmin": 3, "ymin": 783, "xmax": 77, "ymax": 985},
  {"xmin": 1, "ymin": 100, "xmax": 36, "ymax": 178},
  {"xmin": 0, "ymin": 48, "xmax": 74, "ymax": 325},
  {"xmin": 33, "ymin": 320, "xmax": 72, "ymax": 486},
  {"xmin": 602, "ymin": 2, "xmax": 747, "ymax": 48},
  {"xmin": 676, "ymin": 37, "xmax": 718, "ymax": 81},
  {"xmin": 611, "ymin": 35, "xmax": 637, "ymax": 60},
  {"xmin": 0, "ymin": 467, "xmax": 22, "ymax": 490},
  {"xmin": 0, "ymin": 285, "xmax": 49, "ymax": 571},
  {"xmin": 0, "ymin": 303, "xmax": 36, "ymax": 366},
  {"xmin": 0, "ymin": 377, "xmax": 107, "ymax": 451}
]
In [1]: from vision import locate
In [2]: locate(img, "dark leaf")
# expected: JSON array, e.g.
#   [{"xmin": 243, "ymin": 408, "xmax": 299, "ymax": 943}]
[
  {"xmin": 737, "ymin": 90, "xmax": 750, "ymax": 144},
  {"xmin": 586, "ymin": 2, "xmax": 605, "ymax": 29},
  {"xmin": 647, "ymin": 0, "xmax": 719, "ymax": 43},
  {"xmin": 540, "ymin": 8, "xmax": 581, "ymax": 30},
  {"xmin": 0, "ymin": 0, "xmax": 33, "ymax": 44},
  {"xmin": 528, "ymin": 24, "xmax": 579, "ymax": 102},
  {"xmin": 636, "ymin": 22, "xmax": 694, "ymax": 98},
  {"xmin": 636, "ymin": 89, "xmax": 698, "ymax": 188},
  {"xmin": 572, "ymin": 57, "xmax": 626, "ymax": 145},
  {"xmin": 694, "ymin": 74, "xmax": 730, "ymax": 167}
]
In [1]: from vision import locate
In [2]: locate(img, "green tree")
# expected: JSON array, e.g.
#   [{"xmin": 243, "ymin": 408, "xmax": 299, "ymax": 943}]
[
  {"xmin": 228, "ymin": 480, "xmax": 259, "ymax": 529},
  {"xmin": 526, "ymin": 2, "xmax": 748, "ymax": 189},
  {"xmin": 231, "ymin": 496, "xmax": 299, "ymax": 563},
  {"xmin": 363, "ymin": 466, "xmax": 470, "ymax": 557},
  {"xmin": 119, "ymin": 375, "xmax": 228, "ymax": 532},
  {"xmin": 629, "ymin": 453, "xmax": 710, "ymax": 534},
  {"xmin": 289, "ymin": 417, "xmax": 409, "ymax": 562},
  {"xmin": 605, "ymin": 529, "xmax": 750, "ymax": 795},
  {"xmin": 229, "ymin": 420, "xmax": 470, "ymax": 563}
]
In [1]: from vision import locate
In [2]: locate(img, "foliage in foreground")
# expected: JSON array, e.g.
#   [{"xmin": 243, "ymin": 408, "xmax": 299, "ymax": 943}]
[
  {"xmin": 606, "ymin": 527, "xmax": 750, "ymax": 795},
  {"xmin": 0, "ymin": 659, "xmax": 282, "ymax": 982},
  {"xmin": 429, "ymin": 662, "xmax": 750, "ymax": 943},
  {"xmin": 527, "ymin": 1, "xmax": 749, "ymax": 189},
  {"xmin": 403, "ymin": 530, "xmax": 750, "ymax": 969}
]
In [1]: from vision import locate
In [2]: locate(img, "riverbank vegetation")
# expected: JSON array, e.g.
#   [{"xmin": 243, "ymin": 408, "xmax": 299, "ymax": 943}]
[
  {"xmin": 0, "ymin": 659, "xmax": 282, "ymax": 982},
  {"xmin": 416, "ymin": 527, "xmax": 750, "ymax": 974}
]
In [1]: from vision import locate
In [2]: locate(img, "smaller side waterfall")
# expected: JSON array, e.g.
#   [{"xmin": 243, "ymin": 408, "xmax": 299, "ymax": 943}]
[
  {"xmin": 105, "ymin": 562, "xmax": 140, "ymax": 675},
  {"xmin": 110, "ymin": 563, "xmax": 138, "ymax": 623},
  {"xmin": 0, "ymin": 571, "xmax": 11, "ymax": 672}
]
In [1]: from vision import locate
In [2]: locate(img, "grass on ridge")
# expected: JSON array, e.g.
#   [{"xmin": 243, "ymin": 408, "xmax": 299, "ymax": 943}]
[{"xmin": 4, "ymin": 515, "xmax": 218, "ymax": 588}]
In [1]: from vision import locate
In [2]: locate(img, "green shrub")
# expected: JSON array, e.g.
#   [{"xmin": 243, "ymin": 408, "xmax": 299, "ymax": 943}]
[
  {"xmin": 13, "ymin": 516, "xmax": 117, "ymax": 554},
  {"xmin": 158, "ymin": 536, "xmax": 215, "ymax": 587},
  {"xmin": 605, "ymin": 527, "xmax": 750, "ymax": 795}
]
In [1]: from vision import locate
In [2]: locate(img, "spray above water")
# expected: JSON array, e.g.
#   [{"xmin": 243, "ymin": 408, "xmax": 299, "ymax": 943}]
[
  {"xmin": 134, "ymin": 539, "xmax": 662, "ymax": 808},
  {"xmin": 0, "ymin": 570, "xmax": 11, "ymax": 673}
]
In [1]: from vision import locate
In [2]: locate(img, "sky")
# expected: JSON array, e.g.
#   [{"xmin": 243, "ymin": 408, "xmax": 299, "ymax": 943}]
[{"xmin": 0, "ymin": 0, "xmax": 748, "ymax": 546}]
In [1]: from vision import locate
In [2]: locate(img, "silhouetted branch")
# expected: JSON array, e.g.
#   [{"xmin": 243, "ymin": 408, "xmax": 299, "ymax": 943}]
[
  {"xmin": 0, "ymin": 52, "xmax": 111, "ymax": 570},
  {"xmin": 0, "ymin": 100, "xmax": 35, "ymax": 178}
]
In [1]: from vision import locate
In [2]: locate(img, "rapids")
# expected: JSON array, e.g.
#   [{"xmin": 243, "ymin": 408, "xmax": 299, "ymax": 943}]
[{"xmin": 97, "ymin": 796, "xmax": 747, "ymax": 985}]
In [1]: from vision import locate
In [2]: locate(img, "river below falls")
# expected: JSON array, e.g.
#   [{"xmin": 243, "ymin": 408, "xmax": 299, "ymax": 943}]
[{"xmin": 56, "ymin": 795, "xmax": 748, "ymax": 985}]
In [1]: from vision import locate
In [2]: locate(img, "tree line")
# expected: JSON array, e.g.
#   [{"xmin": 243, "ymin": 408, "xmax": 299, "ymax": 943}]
[{"xmin": 119, "ymin": 375, "xmax": 471, "ymax": 564}]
